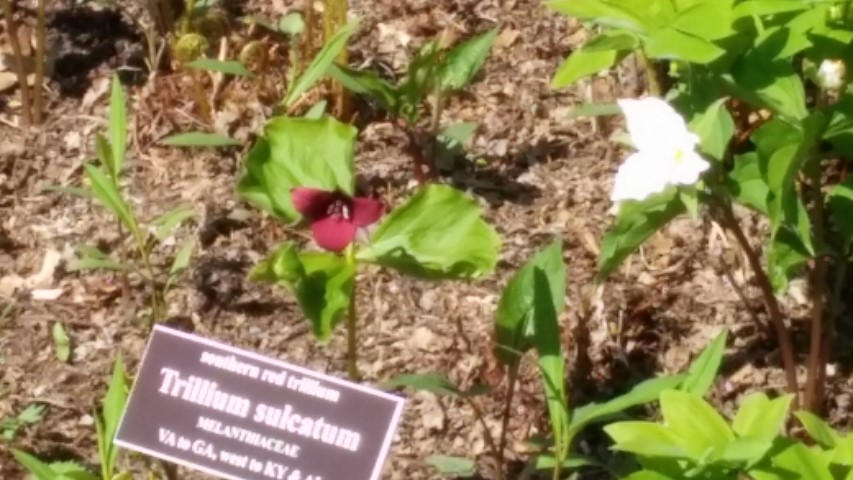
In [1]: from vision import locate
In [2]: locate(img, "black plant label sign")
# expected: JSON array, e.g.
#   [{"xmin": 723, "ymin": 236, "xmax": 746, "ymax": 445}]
[{"xmin": 115, "ymin": 325, "xmax": 405, "ymax": 480}]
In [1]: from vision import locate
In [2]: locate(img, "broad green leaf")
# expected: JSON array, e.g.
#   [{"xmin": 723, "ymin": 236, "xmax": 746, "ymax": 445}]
[
  {"xmin": 767, "ymin": 227, "xmax": 811, "ymax": 293},
  {"xmin": 604, "ymin": 421, "xmax": 689, "ymax": 458},
  {"xmin": 723, "ymin": 56, "xmax": 807, "ymax": 121},
  {"xmin": 728, "ymin": 152, "xmax": 770, "ymax": 214},
  {"xmin": 547, "ymin": 0, "xmax": 651, "ymax": 33},
  {"xmin": 824, "ymin": 93, "xmax": 853, "ymax": 154},
  {"xmin": 438, "ymin": 122, "xmax": 478, "ymax": 147},
  {"xmin": 327, "ymin": 64, "xmax": 400, "ymax": 114},
  {"xmin": 829, "ymin": 174, "xmax": 853, "ymax": 251},
  {"xmin": 753, "ymin": 27, "xmax": 812, "ymax": 61},
  {"xmin": 532, "ymin": 268, "xmax": 569, "ymax": 448},
  {"xmin": 733, "ymin": 0, "xmax": 810, "ymax": 18},
  {"xmin": 108, "ymin": 75, "xmax": 126, "ymax": 178},
  {"xmin": 52, "ymin": 322, "xmax": 70, "ymax": 363},
  {"xmin": 688, "ymin": 98, "xmax": 735, "ymax": 161},
  {"xmin": 672, "ymin": 1, "xmax": 734, "ymax": 40},
  {"xmin": 84, "ymin": 164, "xmax": 138, "ymax": 238},
  {"xmin": 621, "ymin": 472, "xmax": 678, "ymax": 480},
  {"xmin": 102, "ymin": 354, "xmax": 127, "ymax": 469},
  {"xmin": 284, "ymin": 20, "xmax": 358, "ymax": 107},
  {"xmin": 360, "ymin": 185, "xmax": 500, "ymax": 279},
  {"xmin": 794, "ymin": 411, "xmax": 840, "ymax": 448},
  {"xmin": 169, "ymin": 239, "xmax": 195, "ymax": 277},
  {"xmin": 718, "ymin": 436, "xmax": 775, "ymax": 465},
  {"xmin": 278, "ymin": 12, "xmax": 305, "ymax": 36},
  {"xmin": 160, "ymin": 132, "xmax": 241, "ymax": 147},
  {"xmin": 11, "ymin": 448, "xmax": 58, "ymax": 480},
  {"xmin": 382, "ymin": 373, "xmax": 461, "ymax": 397},
  {"xmin": 598, "ymin": 188, "xmax": 686, "ymax": 282},
  {"xmin": 186, "ymin": 58, "xmax": 256, "ymax": 77},
  {"xmin": 494, "ymin": 241, "xmax": 565, "ymax": 367},
  {"xmin": 150, "ymin": 205, "xmax": 195, "ymax": 241},
  {"xmin": 426, "ymin": 455, "xmax": 476, "ymax": 476},
  {"xmin": 439, "ymin": 27, "xmax": 498, "ymax": 91},
  {"xmin": 95, "ymin": 133, "xmax": 114, "ymax": 177},
  {"xmin": 679, "ymin": 329, "xmax": 727, "ymax": 397},
  {"xmin": 659, "ymin": 390, "xmax": 734, "ymax": 459},
  {"xmin": 831, "ymin": 435, "xmax": 853, "ymax": 465},
  {"xmin": 249, "ymin": 244, "xmax": 354, "ymax": 340},
  {"xmin": 399, "ymin": 41, "xmax": 443, "ymax": 121},
  {"xmin": 732, "ymin": 392, "xmax": 793, "ymax": 441},
  {"xmin": 645, "ymin": 28, "xmax": 726, "ymax": 64},
  {"xmin": 766, "ymin": 441, "xmax": 834, "ymax": 480},
  {"xmin": 237, "ymin": 117, "xmax": 357, "ymax": 222},
  {"xmin": 550, "ymin": 31, "xmax": 635, "ymax": 88},
  {"xmin": 569, "ymin": 374, "xmax": 686, "ymax": 435},
  {"xmin": 533, "ymin": 453, "xmax": 596, "ymax": 471}
]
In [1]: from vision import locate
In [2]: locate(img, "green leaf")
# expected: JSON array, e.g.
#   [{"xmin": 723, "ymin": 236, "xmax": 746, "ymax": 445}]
[
  {"xmin": 278, "ymin": 12, "xmax": 305, "ymax": 36},
  {"xmin": 327, "ymin": 64, "xmax": 400, "ymax": 114},
  {"xmin": 718, "ymin": 436, "xmax": 775, "ymax": 465},
  {"xmin": 108, "ymin": 75, "xmax": 126, "ymax": 178},
  {"xmin": 438, "ymin": 122, "xmax": 478, "ymax": 147},
  {"xmin": 439, "ymin": 27, "xmax": 498, "ymax": 91},
  {"xmin": 426, "ymin": 455, "xmax": 476, "ymax": 476},
  {"xmin": 550, "ymin": 33, "xmax": 632, "ymax": 88},
  {"xmin": 382, "ymin": 373, "xmax": 461, "ymax": 397},
  {"xmin": 532, "ymin": 267, "xmax": 570, "ymax": 448},
  {"xmin": 249, "ymin": 244, "xmax": 354, "ymax": 340},
  {"xmin": 829, "ymin": 173, "xmax": 853, "ymax": 251},
  {"xmin": 604, "ymin": 421, "xmax": 690, "ymax": 458},
  {"xmin": 150, "ymin": 205, "xmax": 195, "ymax": 241},
  {"xmin": 733, "ymin": 0, "xmax": 810, "ymax": 18},
  {"xmin": 533, "ymin": 453, "xmax": 596, "ymax": 471},
  {"xmin": 169, "ymin": 239, "xmax": 195, "ymax": 277},
  {"xmin": 728, "ymin": 152, "xmax": 770, "ymax": 214},
  {"xmin": 679, "ymin": 329, "xmax": 727, "ymax": 397},
  {"xmin": 598, "ymin": 188, "xmax": 686, "ymax": 282},
  {"xmin": 99, "ymin": 354, "xmax": 127, "ymax": 477},
  {"xmin": 284, "ymin": 19, "xmax": 358, "ymax": 107},
  {"xmin": 732, "ymin": 392, "xmax": 793, "ymax": 441},
  {"xmin": 569, "ymin": 374, "xmax": 686, "ymax": 435},
  {"xmin": 360, "ymin": 184, "xmax": 500, "ymax": 279},
  {"xmin": 765, "ymin": 441, "xmax": 834, "ymax": 480},
  {"xmin": 645, "ymin": 28, "xmax": 726, "ymax": 64},
  {"xmin": 621, "ymin": 471, "xmax": 678, "ymax": 480},
  {"xmin": 547, "ymin": 0, "xmax": 651, "ymax": 33},
  {"xmin": 160, "ymin": 132, "xmax": 241, "ymax": 148},
  {"xmin": 672, "ymin": 0, "xmax": 734, "ymax": 40},
  {"xmin": 302, "ymin": 100, "xmax": 328, "ymax": 119},
  {"xmin": 49, "ymin": 461, "xmax": 98, "ymax": 480},
  {"xmin": 494, "ymin": 241, "xmax": 565, "ymax": 367},
  {"xmin": 794, "ymin": 411, "xmax": 840, "ymax": 448},
  {"xmin": 52, "ymin": 322, "xmax": 70, "ymax": 363},
  {"xmin": 186, "ymin": 58, "xmax": 256, "ymax": 77},
  {"xmin": 84, "ymin": 164, "xmax": 138, "ymax": 238},
  {"xmin": 688, "ymin": 98, "xmax": 735, "ymax": 161},
  {"xmin": 723, "ymin": 56, "xmax": 808, "ymax": 121},
  {"xmin": 659, "ymin": 390, "xmax": 734, "ymax": 459},
  {"xmin": 11, "ymin": 448, "xmax": 58, "ymax": 480},
  {"xmin": 237, "ymin": 117, "xmax": 357, "ymax": 222},
  {"xmin": 68, "ymin": 245, "xmax": 124, "ymax": 272}
]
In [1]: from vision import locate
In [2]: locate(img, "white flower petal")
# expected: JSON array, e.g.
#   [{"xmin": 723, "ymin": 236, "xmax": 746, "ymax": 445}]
[
  {"xmin": 611, "ymin": 151, "xmax": 671, "ymax": 203},
  {"xmin": 617, "ymin": 97, "xmax": 695, "ymax": 153},
  {"xmin": 670, "ymin": 151, "xmax": 711, "ymax": 186}
]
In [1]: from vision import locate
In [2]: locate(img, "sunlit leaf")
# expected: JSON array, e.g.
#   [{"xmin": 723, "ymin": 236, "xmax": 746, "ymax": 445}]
[
  {"xmin": 108, "ymin": 75, "xmax": 126, "ymax": 178},
  {"xmin": 439, "ymin": 27, "xmax": 498, "ymax": 91},
  {"xmin": 160, "ymin": 132, "xmax": 241, "ymax": 148},
  {"xmin": 52, "ymin": 322, "xmax": 70, "ymax": 363},
  {"xmin": 284, "ymin": 20, "xmax": 358, "ymax": 107},
  {"xmin": 679, "ymin": 329, "xmax": 727, "ymax": 397},
  {"xmin": 427, "ymin": 455, "xmax": 476, "ymax": 476}
]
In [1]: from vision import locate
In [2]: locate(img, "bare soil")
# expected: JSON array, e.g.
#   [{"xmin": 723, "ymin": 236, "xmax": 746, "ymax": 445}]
[{"xmin": 2, "ymin": 1, "xmax": 852, "ymax": 479}]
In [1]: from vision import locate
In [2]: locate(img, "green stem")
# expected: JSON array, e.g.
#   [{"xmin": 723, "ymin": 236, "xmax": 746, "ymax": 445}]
[
  {"xmin": 636, "ymin": 49, "xmax": 661, "ymax": 97},
  {"xmin": 345, "ymin": 246, "xmax": 359, "ymax": 381},
  {"xmin": 181, "ymin": 0, "xmax": 196, "ymax": 35}
]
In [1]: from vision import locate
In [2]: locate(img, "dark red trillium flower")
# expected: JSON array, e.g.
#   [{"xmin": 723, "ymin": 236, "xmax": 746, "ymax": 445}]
[{"xmin": 291, "ymin": 187, "xmax": 385, "ymax": 252}]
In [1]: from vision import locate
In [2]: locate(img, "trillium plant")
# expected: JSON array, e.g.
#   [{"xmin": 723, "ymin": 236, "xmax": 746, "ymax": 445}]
[
  {"xmin": 237, "ymin": 115, "xmax": 501, "ymax": 379},
  {"xmin": 551, "ymin": 0, "xmax": 853, "ymax": 420}
]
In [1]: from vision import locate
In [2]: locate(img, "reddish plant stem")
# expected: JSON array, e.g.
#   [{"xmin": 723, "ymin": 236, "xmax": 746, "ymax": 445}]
[
  {"xmin": 716, "ymin": 201, "xmax": 800, "ymax": 408},
  {"xmin": 804, "ymin": 156, "xmax": 828, "ymax": 413}
]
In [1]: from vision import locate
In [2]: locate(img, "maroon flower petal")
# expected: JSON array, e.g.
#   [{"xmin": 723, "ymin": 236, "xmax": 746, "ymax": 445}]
[
  {"xmin": 350, "ymin": 197, "xmax": 385, "ymax": 227},
  {"xmin": 291, "ymin": 187, "xmax": 335, "ymax": 220},
  {"xmin": 311, "ymin": 215, "xmax": 358, "ymax": 252}
]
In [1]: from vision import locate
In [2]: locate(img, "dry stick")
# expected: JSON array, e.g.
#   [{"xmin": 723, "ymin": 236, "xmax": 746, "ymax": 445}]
[
  {"xmin": 804, "ymin": 156, "xmax": 828, "ymax": 413},
  {"xmin": 496, "ymin": 364, "xmax": 519, "ymax": 480},
  {"xmin": 33, "ymin": 0, "xmax": 45, "ymax": 124},
  {"xmin": 1, "ymin": 0, "xmax": 33, "ymax": 127},
  {"xmin": 716, "ymin": 201, "xmax": 800, "ymax": 408}
]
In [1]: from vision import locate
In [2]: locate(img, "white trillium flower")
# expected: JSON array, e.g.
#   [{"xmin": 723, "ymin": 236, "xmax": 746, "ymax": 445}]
[
  {"xmin": 610, "ymin": 97, "xmax": 710, "ymax": 213},
  {"xmin": 818, "ymin": 59, "xmax": 845, "ymax": 91}
]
